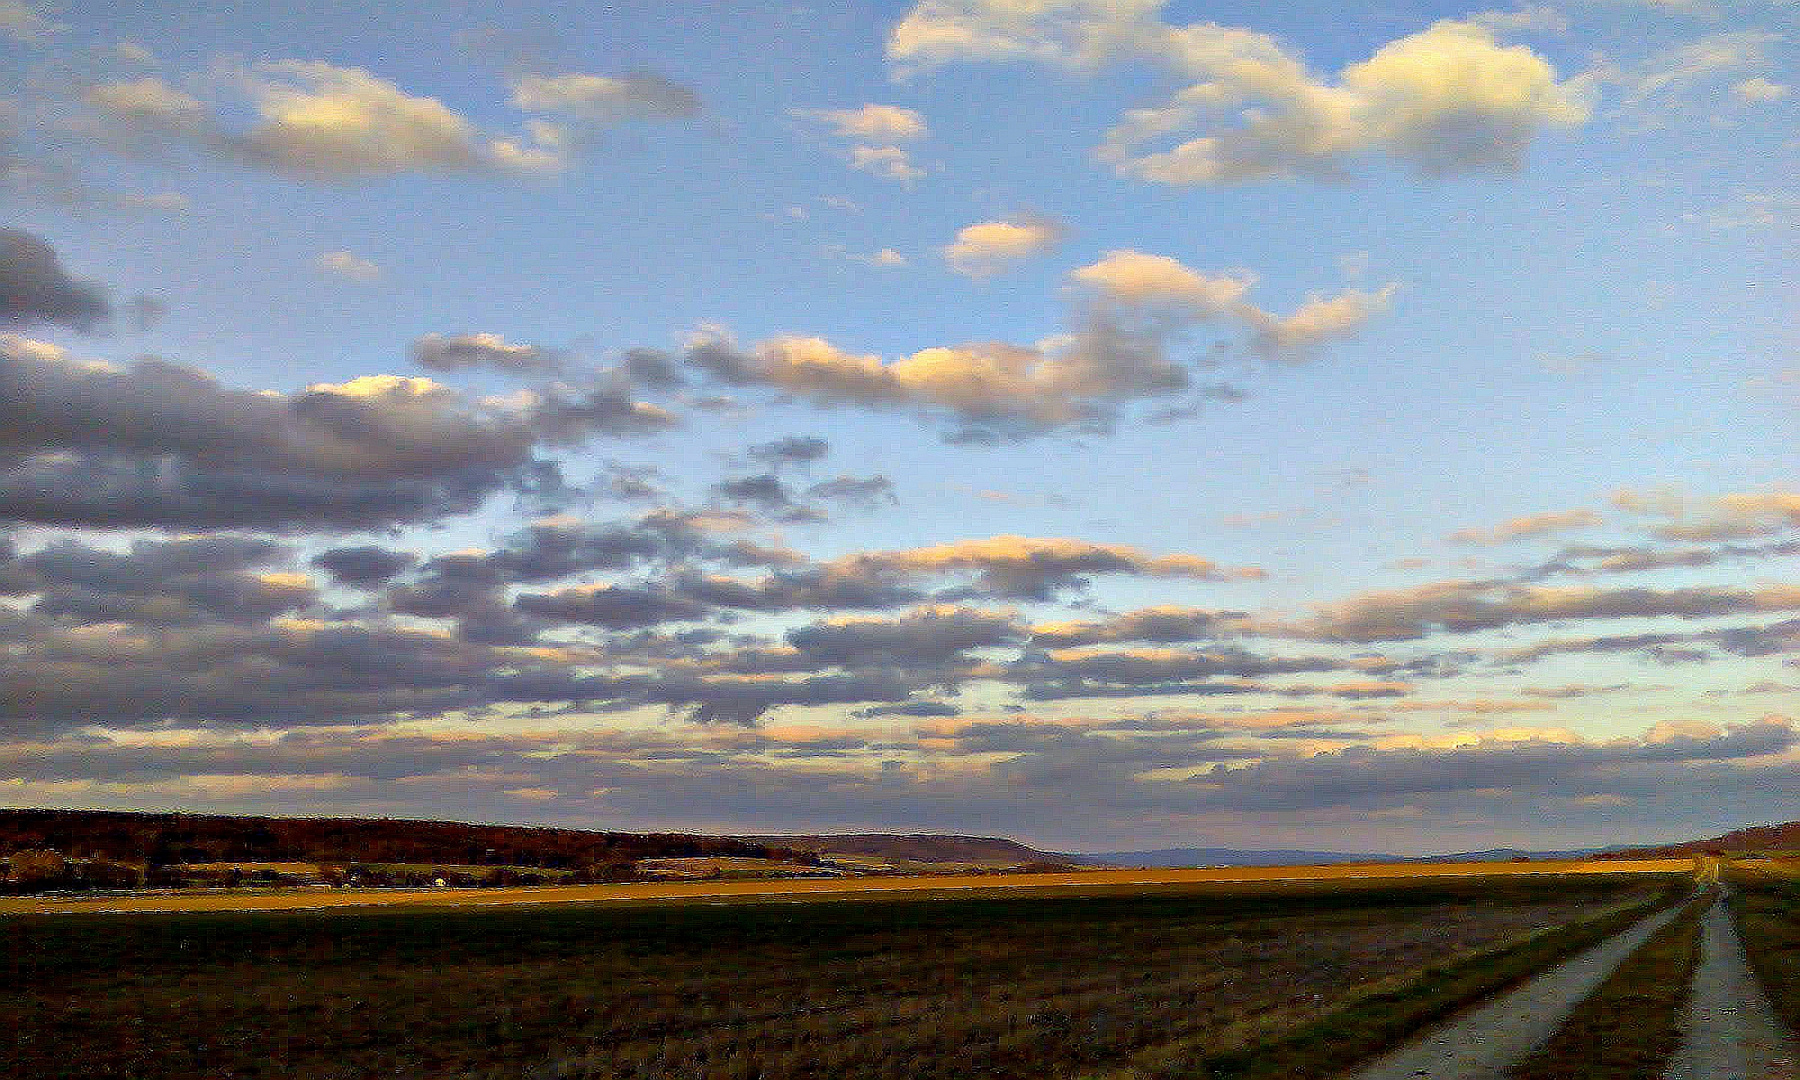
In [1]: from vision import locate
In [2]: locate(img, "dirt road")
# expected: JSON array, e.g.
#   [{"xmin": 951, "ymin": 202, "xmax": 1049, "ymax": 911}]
[
  {"xmin": 1342, "ymin": 902, "xmax": 1687, "ymax": 1080},
  {"xmin": 1662, "ymin": 894, "xmax": 1799, "ymax": 1080}
]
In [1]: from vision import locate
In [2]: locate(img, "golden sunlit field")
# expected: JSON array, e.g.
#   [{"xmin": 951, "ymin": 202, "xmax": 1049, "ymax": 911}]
[
  {"xmin": 0, "ymin": 858, "xmax": 1693, "ymax": 916},
  {"xmin": 2, "ymin": 866, "xmax": 1692, "ymax": 1080}
]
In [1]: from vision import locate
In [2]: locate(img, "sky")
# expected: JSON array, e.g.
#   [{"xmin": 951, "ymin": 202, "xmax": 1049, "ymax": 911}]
[{"xmin": 1, "ymin": 0, "xmax": 1795, "ymax": 855}]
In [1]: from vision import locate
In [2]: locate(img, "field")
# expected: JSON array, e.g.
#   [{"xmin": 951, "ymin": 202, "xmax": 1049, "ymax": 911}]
[{"xmin": 1, "ymin": 869, "xmax": 1686, "ymax": 1080}]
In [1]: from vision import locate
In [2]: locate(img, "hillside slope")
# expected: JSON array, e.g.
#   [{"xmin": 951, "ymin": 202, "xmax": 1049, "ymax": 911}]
[
  {"xmin": 752, "ymin": 833, "xmax": 1066, "ymax": 866},
  {"xmin": 1612, "ymin": 820, "xmax": 1800, "ymax": 857}
]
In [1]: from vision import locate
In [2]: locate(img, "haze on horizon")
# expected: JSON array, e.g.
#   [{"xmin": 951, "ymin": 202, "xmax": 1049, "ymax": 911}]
[{"xmin": 0, "ymin": 0, "xmax": 1794, "ymax": 856}]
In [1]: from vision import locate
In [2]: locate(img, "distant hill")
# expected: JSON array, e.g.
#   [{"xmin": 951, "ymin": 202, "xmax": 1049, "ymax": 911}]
[
  {"xmin": 754, "ymin": 833, "xmax": 1068, "ymax": 867},
  {"xmin": 1607, "ymin": 820, "xmax": 1800, "ymax": 858},
  {"xmin": 1064, "ymin": 848, "xmax": 1394, "ymax": 868},
  {"xmin": 1421, "ymin": 847, "xmax": 1610, "ymax": 862}
]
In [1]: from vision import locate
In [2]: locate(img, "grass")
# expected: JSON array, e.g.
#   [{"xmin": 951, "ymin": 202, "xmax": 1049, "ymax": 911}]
[
  {"xmin": 1725, "ymin": 863, "xmax": 1800, "ymax": 1034},
  {"xmin": 1502, "ymin": 893, "xmax": 1706, "ymax": 1080},
  {"xmin": 1121, "ymin": 883, "xmax": 1686, "ymax": 1080},
  {"xmin": 0, "ymin": 873, "xmax": 1684, "ymax": 1080}
]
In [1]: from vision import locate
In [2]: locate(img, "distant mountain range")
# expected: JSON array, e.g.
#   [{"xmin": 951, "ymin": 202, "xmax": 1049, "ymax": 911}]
[
  {"xmin": 6, "ymin": 808, "xmax": 1796, "ymax": 875},
  {"xmin": 1061, "ymin": 848, "xmax": 1394, "ymax": 867}
]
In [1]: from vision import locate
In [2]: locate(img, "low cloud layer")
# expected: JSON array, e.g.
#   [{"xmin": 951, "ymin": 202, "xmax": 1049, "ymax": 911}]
[{"xmin": 0, "ymin": 339, "xmax": 669, "ymax": 529}]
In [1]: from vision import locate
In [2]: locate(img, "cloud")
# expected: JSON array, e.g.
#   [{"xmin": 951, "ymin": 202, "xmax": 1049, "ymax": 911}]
[
  {"xmin": 1239, "ymin": 284, "xmax": 1398, "ymax": 360},
  {"xmin": 1523, "ymin": 539, "xmax": 1800, "ymax": 579},
  {"xmin": 1449, "ymin": 509, "xmax": 1604, "ymax": 544},
  {"xmin": 1073, "ymin": 250, "xmax": 1393, "ymax": 361},
  {"xmin": 0, "ymin": 342, "xmax": 667, "ymax": 529},
  {"xmin": 806, "ymin": 474, "xmax": 896, "ymax": 510},
  {"xmin": 514, "ymin": 582, "xmax": 711, "ymax": 629},
  {"xmin": 847, "ymin": 145, "xmax": 924, "ymax": 181},
  {"xmin": 888, "ymin": 0, "xmax": 1168, "ymax": 70},
  {"xmin": 18, "ymin": 536, "xmax": 317, "ymax": 626},
  {"xmin": 5, "ymin": 715, "xmax": 1793, "ymax": 847},
  {"xmin": 82, "ymin": 77, "xmax": 209, "ymax": 139},
  {"xmin": 786, "ymin": 605, "xmax": 1021, "ymax": 667},
  {"xmin": 1010, "ymin": 644, "xmax": 1342, "ymax": 700},
  {"xmin": 410, "ymin": 332, "xmax": 564, "ymax": 373},
  {"xmin": 798, "ymin": 103, "xmax": 929, "ymax": 181},
  {"xmin": 1287, "ymin": 579, "xmax": 1800, "ymax": 642},
  {"xmin": 232, "ymin": 61, "xmax": 494, "ymax": 178},
  {"xmin": 1623, "ymin": 31, "xmax": 1782, "ymax": 105},
  {"xmin": 311, "ymin": 546, "xmax": 419, "ymax": 587},
  {"xmin": 1029, "ymin": 605, "xmax": 1244, "ymax": 646},
  {"xmin": 1614, "ymin": 489, "xmax": 1800, "ymax": 542},
  {"xmin": 943, "ymin": 216, "xmax": 1065, "ymax": 278},
  {"xmin": 315, "ymin": 250, "xmax": 381, "ymax": 283},
  {"xmin": 0, "ymin": 229, "xmax": 112, "ymax": 330},
  {"xmin": 892, "ymin": 4, "xmax": 1591, "ymax": 181},
  {"xmin": 76, "ymin": 60, "xmax": 629, "ymax": 180},
  {"xmin": 1468, "ymin": 6, "xmax": 1572, "ymax": 33},
  {"xmin": 0, "ymin": 1, "xmax": 60, "ymax": 43},
  {"xmin": 677, "ymin": 253, "xmax": 1390, "ymax": 435},
  {"xmin": 711, "ymin": 472, "xmax": 826, "ymax": 522},
  {"xmin": 1069, "ymin": 250, "xmax": 1251, "ymax": 314},
  {"xmin": 1179, "ymin": 718, "xmax": 1797, "ymax": 812},
  {"xmin": 62, "ymin": 53, "xmax": 700, "ymax": 185},
  {"xmin": 843, "ymin": 247, "xmax": 910, "ymax": 268},
  {"xmin": 745, "ymin": 435, "xmax": 830, "ymax": 468},
  {"xmin": 508, "ymin": 71, "xmax": 700, "ymax": 125},
  {"xmin": 1731, "ymin": 77, "xmax": 1788, "ymax": 103},
  {"xmin": 795, "ymin": 104, "xmax": 928, "ymax": 142},
  {"xmin": 853, "ymin": 534, "xmax": 1260, "ymax": 600}
]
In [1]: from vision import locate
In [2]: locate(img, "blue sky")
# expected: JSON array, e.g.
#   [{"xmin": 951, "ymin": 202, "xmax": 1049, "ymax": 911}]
[{"xmin": 1, "ymin": 0, "xmax": 1795, "ymax": 853}]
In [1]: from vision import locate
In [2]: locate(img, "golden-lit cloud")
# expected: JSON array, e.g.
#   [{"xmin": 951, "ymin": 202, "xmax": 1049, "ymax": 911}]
[
  {"xmin": 314, "ymin": 250, "xmax": 381, "ymax": 283},
  {"xmin": 795, "ymin": 104, "xmax": 928, "ymax": 142},
  {"xmin": 1069, "ymin": 250, "xmax": 1251, "ymax": 312},
  {"xmin": 944, "ymin": 217, "xmax": 1065, "ymax": 278},
  {"xmin": 892, "ymin": 3, "xmax": 1591, "ymax": 181},
  {"xmin": 237, "ymin": 61, "xmax": 488, "ymax": 177},
  {"xmin": 798, "ymin": 103, "xmax": 930, "ymax": 181},
  {"xmin": 1448, "ymin": 509, "xmax": 1604, "ymax": 544}
]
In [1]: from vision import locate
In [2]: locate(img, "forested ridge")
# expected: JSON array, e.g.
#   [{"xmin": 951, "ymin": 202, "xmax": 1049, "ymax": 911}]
[{"xmin": 0, "ymin": 808, "xmax": 813, "ymax": 870}]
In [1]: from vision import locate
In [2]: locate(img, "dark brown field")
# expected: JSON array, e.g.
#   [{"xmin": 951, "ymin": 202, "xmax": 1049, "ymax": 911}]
[{"xmin": 2, "ymin": 870, "xmax": 1687, "ymax": 1080}]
